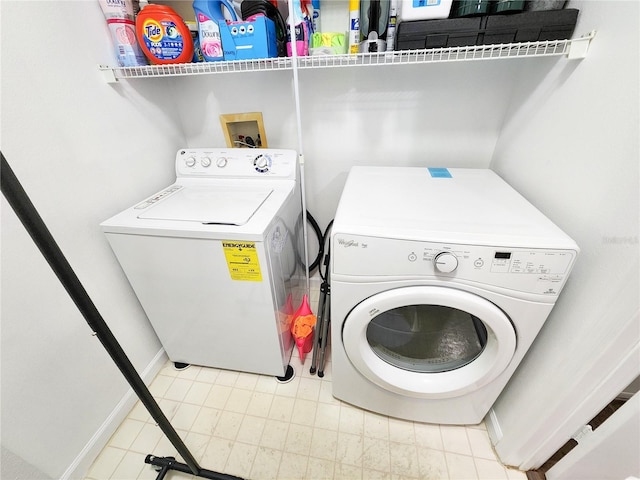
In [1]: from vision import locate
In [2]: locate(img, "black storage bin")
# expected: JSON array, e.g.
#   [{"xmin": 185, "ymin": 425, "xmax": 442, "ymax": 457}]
[{"xmin": 395, "ymin": 8, "xmax": 578, "ymax": 50}]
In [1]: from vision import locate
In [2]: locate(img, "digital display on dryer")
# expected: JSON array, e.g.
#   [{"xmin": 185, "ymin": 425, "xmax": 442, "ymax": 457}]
[{"xmin": 494, "ymin": 252, "xmax": 512, "ymax": 259}]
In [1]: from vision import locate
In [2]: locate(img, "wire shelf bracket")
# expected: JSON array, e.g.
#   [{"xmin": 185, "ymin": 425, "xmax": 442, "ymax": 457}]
[
  {"xmin": 99, "ymin": 31, "xmax": 595, "ymax": 83},
  {"xmin": 567, "ymin": 30, "xmax": 595, "ymax": 59}
]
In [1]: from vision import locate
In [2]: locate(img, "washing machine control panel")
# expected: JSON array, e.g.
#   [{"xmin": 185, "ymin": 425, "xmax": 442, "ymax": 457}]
[
  {"xmin": 175, "ymin": 148, "xmax": 296, "ymax": 179},
  {"xmin": 332, "ymin": 234, "xmax": 578, "ymax": 296}
]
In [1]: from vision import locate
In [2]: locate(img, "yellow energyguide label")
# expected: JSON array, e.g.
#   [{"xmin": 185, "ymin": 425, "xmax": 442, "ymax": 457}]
[{"xmin": 222, "ymin": 241, "xmax": 262, "ymax": 282}]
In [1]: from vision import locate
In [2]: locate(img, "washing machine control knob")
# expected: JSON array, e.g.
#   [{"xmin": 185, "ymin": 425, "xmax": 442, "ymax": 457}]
[
  {"xmin": 216, "ymin": 157, "xmax": 228, "ymax": 168},
  {"xmin": 253, "ymin": 154, "xmax": 271, "ymax": 173},
  {"xmin": 201, "ymin": 156, "xmax": 212, "ymax": 167},
  {"xmin": 434, "ymin": 252, "xmax": 458, "ymax": 273},
  {"xmin": 185, "ymin": 156, "xmax": 197, "ymax": 167}
]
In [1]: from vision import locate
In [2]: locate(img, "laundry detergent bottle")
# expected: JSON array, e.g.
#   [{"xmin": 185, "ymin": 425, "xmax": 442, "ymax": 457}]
[
  {"xmin": 192, "ymin": 0, "xmax": 238, "ymax": 61},
  {"xmin": 136, "ymin": 5, "xmax": 194, "ymax": 64}
]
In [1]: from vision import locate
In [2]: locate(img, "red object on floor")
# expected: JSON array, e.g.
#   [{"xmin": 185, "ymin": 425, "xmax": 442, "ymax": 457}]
[{"xmin": 291, "ymin": 294, "xmax": 316, "ymax": 362}]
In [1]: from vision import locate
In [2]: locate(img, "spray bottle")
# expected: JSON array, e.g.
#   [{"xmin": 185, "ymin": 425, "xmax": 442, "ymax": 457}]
[{"xmin": 192, "ymin": 0, "xmax": 237, "ymax": 61}]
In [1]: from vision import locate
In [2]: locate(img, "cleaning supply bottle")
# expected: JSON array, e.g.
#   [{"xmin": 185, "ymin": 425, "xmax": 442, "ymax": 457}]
[
  {"xmin": 136, "ymin": 5, "xmax": 194, "ymax": 64},
  {"xmin": 385, "ymin": 0, "xmax": 397, "ymax": 51},
  {"xmin": 348, "ymin": 0, "xmax": 360, "ymax": 54},
  {"xmin": 185, "ymin": 21, "xmax": 204, "ymax": 62},
  {"xmin": 311, "ymin": 0, "xmax": 320, "ymax": 33},
  {"xmin": 193, "ymin": 0, "xmax": 238, "ymax": 62},
  {"xmin": 98, "ymin": 0, "xmax": 147, "ymax": 67},
  {"xmin": 287, "ymin": 0, "xmax": 310, "ymax": 56}
]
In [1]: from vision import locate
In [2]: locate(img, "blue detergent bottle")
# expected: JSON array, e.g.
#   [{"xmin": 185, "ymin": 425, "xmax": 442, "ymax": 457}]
[{"xmin": 193, "ymin": 0, "xmax": 238, "ymax": 61}]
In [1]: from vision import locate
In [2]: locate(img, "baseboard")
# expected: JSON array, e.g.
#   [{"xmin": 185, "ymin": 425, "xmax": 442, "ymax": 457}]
[
  {"xmin": 60, "ymin": 348, "xmax": 167, "ymax": 480},
  {"xmin": 486, "ymin": 408, "xmax": 504, "ymax": 445}
]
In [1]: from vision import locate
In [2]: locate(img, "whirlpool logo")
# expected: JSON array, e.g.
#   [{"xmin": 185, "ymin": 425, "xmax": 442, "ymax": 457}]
[{"xmin": 337, "ymin": 238, "xmax": 359, "ymax": 248}]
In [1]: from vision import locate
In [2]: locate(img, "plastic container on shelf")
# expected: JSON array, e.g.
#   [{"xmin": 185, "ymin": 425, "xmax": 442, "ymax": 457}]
[
  {"xmin": 493, "ymin": 0, "xmax": 525, "ymax": 13},
  {"xmin": 287, "ymin": 0, "xmax": 311, "ymax": 56},
  {"xmin": 525, "ymin": 0, "xmax": 566, "ymax": 10},
  {"xmin": 454, "ymin": 0, "xmax": 493, "ymax": 17},
  {"xmin": 98, "ymin": 0, "xmax": 147, "ymax": 67},
  {"xmin": 185, "ymin": 21, "xmax": 204, "ymax": 62},
  {"xmin": 398, "ymin": 0, "xmax": 454, "ymax": 22},
  {"xmin": 193, "ymin": 0, "xmax": 238, "ymax": 61},
  {"xmin": 348, "ymin": 0, "xmax": 361, "ymax": 53},
  {"xmin": 395, "ymin": 7, "xmax": 579, "ymax": 49},
  {"xmin": 135, "ymin": 5, "xmax": 194, "ymax": 64},
  {"xmin": 311, "ymin": 0, "xmax": 321, "ymax": 32},
  {"xmin": 386, "ymin": 0, "xmax": 398, "ymax": 50}
]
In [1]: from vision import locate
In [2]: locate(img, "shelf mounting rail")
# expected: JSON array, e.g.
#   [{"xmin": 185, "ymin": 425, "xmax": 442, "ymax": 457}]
[{"xmin": 99, "ymin": 31, "xmax": 595, "ymax": 83}]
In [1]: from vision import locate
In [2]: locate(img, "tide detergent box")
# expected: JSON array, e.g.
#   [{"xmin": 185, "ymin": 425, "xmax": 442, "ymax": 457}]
[{"xmin": 220, "ymin": 16, "xmax": 278, "ymax": 61}]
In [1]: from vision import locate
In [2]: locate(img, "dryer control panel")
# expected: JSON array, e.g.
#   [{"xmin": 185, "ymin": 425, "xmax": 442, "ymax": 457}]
[
  {"xmin": 331, "ymin": 234, "xmax": 578, "ymax": 297},
  {"xmin": 175, "ymin": 148, "xmax": 297, "ymax": 179}
]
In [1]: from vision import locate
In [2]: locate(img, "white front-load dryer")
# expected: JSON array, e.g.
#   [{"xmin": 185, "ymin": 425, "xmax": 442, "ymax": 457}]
[{"xmin": 330, "ymin": 167, "xmax": 579, "ymax": 425}]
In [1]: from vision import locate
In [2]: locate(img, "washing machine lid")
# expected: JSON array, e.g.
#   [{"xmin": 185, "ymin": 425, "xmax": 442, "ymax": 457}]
[
  {"xmin": 137, "ymin": 185, "xmax": 273, "ymax": 225},
  {"xmin": 101, "ymin": 179, "xmax": 297, "ymax": 240}
]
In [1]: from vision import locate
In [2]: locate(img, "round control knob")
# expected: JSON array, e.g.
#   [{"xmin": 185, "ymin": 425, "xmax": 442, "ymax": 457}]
[
  {"xmin": 201, "ymin": 157, "xmax": 212, "ymax": 168},
  {"xmin": 253, "ymin": 154, "xmax": 271, "ymax": 172},
  {"xmin": 185, "ymin": 157, "xmax": 196, "ymax": 167},
  {"xmin": 216, "ymin": 157, "xmax": 228, "ymax": 168},
  {"xmin": 433, "ymin": 252, "xmax": 458, "ymax": 273}
]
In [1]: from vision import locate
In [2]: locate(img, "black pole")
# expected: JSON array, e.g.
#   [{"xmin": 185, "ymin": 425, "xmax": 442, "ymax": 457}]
[{"xmin": 0, "ymin": 152, "xmax": 238, "ymax": 479}]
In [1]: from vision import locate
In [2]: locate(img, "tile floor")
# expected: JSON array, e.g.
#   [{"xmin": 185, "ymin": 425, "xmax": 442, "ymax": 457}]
[{"xmin": 85, "ymin": 287, "xmax": 527, "ymax": 480}]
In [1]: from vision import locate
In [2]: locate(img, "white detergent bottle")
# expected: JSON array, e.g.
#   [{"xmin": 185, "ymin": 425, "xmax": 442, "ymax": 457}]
[{"xmin": 193, "ymin": 0, "xmax": 237, "ymax": 61}]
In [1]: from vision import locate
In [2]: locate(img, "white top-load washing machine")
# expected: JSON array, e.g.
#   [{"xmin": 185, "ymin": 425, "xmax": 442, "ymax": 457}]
[
  {"xmin": 330, "ymin": 167, "xmax": 579, "ymax": 425},
  {"xmin": 101, "ymin": 148, "xmax": 303, "ymax": 377}
]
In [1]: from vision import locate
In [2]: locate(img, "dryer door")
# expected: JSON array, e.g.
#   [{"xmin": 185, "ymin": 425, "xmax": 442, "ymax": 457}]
[{"xmin": 342, "ymin": 286, "xmax": 516, "ymax": 399}]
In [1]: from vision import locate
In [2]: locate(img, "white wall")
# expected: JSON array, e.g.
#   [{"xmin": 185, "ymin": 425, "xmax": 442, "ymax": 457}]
[
  {"xmin": 175, "ymin": 55, "xmax": 530, "ymax": 231},
  {"xmin": 487, "ymin": 0, "xmax": 640, "ymax": 470},
  {"xmin": 546, "ymin": 392, "xmax": 640, "ymax": 480},
  {"xmin": 1, "ymin": 1, "xmax": 184, "ymax": 478},
  {"xmin": 2, "ymin": 0, "xmax": 637, "ymax": 478},
  {"xmin": 295, "ymin": 59, "xmax": 529, "ymax": 229},
  {"xmin": 171, "ymin": 5, "xmax": 532, "ymax": 244}
]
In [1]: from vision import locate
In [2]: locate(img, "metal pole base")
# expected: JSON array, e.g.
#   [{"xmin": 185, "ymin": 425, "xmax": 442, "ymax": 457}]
[{"xmin": 145, "ymin": 455, "xmax": 244, "ymax": 480}]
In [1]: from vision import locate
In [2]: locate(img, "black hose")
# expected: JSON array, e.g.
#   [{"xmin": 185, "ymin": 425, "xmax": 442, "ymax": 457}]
[
  {"xmin": 321, "ymin": 220, "xmax": 333, "ymax": 281},
  {"xmin": 306, "ymin": 210, "xmax": 324, "ymax": 273}
]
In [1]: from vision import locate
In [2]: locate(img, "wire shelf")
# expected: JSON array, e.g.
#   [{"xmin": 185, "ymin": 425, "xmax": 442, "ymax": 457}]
[
  {"xmin": 100, "ymin": 57, "xmax": 293, "ymax": 81},
  {"xmin": 99, "ymin": 34, "xmax": 593, "ymax": 82},
  {"xmin": 298, "ymin": 38, "xmax": 572, "ymax": 69}
]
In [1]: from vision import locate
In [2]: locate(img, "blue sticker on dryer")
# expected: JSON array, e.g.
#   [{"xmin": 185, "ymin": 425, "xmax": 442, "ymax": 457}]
[{"xmin": 428, "ymin": 168, "xmax": 452, "ymax": 178}]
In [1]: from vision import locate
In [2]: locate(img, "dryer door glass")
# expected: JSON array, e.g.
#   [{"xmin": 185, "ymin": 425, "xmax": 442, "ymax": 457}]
[
  {"xmin": 366, "ymin": 305, "xmax": 488, "ymax": 373},
  {"xmin": 341, "ymin": 285, "xmax": 516, "ymax": 398}
]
